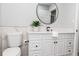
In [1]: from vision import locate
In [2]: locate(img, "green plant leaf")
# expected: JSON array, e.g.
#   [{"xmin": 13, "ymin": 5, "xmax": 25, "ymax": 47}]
[{"xmin": 31, "ymin": 20, "xmax": 40, "ymax": 27}]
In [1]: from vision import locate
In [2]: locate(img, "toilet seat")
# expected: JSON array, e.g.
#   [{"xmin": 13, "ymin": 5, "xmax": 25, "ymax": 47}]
[{"xmin": 3, "ymin": 47, "xmax": 21, "ymax": 56}]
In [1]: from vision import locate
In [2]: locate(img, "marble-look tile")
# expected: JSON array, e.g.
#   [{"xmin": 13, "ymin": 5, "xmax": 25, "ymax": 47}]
[{"xmin": 0, "ymin": 27, "xmax": 28, "ymax": 56}]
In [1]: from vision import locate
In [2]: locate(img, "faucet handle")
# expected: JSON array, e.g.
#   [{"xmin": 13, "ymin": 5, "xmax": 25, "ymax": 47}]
[
  {"xmin": 51, "ymin": 29, "xmax": 53, "ymax": 32},
  {"xmin": 47, "ymin": 26, "xmax": 50, "ymax": 29}
]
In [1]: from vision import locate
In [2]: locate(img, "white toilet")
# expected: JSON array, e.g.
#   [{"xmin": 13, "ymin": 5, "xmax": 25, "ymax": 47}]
[{"xmin": 3, "ymin": 32, "xmax": 22, "ymax": 56}]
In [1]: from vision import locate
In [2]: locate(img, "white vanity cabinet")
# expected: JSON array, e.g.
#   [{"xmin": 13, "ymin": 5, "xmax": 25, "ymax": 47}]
[
  {"xmin": 28, "ymin": 32, "xmax": 74, "ymax": 56},
  {"xmin": 28, "ymin": 33, "xmax": 42, "ymax": 56},
  {"xmin": 41, "ymin": 34, "xmax": 55, "ymax": 56}
]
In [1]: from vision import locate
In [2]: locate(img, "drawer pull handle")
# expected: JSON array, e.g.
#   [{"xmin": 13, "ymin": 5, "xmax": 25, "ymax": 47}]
[
  {"xmin": 55, "ymin": 41, "xmax": 58, "ymax": 43},
  {"xmin": 69, "ymin": 42, "xmax": 71, "ymax": 44},
  {"xmin": 54, "ymin": 41, "xmax": 58, "ymax": 44},
  {"xmin": 54, "ymin": 42, "xmax": 56, "ymax": 44},
  {"xmin": 36, "ymin": 45, "xmax": 38, "ymax": 47},
  {"xmin": 68, "ymin": 50, "xmax": 71, "ymax": 52},
  {"xmin": 76, "ymin": 29, "xmax": 78, "ymax": 32},
  {"xmin": 25, "ymin": 40, "xmax": 29, "ymax": 43}
]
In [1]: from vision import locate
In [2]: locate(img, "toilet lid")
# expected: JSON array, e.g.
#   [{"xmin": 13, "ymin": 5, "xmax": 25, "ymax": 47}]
[{"xmin": 3, "ymin": 47, "xmax": 21, "ymax": 56}]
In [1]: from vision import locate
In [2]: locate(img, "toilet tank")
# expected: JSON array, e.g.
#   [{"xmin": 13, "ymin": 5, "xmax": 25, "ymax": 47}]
[{"xmin": 7, "ymin": 32, "xmax": 22, "ymax": 47}]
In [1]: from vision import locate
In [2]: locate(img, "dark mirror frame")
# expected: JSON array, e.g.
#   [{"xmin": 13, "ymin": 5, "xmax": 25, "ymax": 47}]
[{"xmin": 36, "ymin": 3, "xmax": 59, "ymax": 25}]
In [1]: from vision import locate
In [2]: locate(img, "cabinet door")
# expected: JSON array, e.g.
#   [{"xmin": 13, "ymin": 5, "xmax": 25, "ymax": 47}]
[
  {"xmin": 54, "ymin": 39, "xmax": 65, "ymax": 56},
  {"xmin": 51, "ymin": 40, "xmax": 55, "ymax": 56},
  {"xmin": 29, "ymin": 50, "xmax": 41, "ymax": 56},
  {"xmin": 64, "ymin": 39, "xmax": 74, "ymax": 55},
  {"xmin": 29, "ymin": 40, "xmax": 41, "ymax": 50},
  {"xmin": 41, "ymin": 40, "xmax": 55, "ymax": 56},
  {"xmin": 29, "ymin": 40, "xmax": 42, "ymax": 56},
  {"xmin": 28, "ymin": 34, "xmax": 42, "ymax": 56}
]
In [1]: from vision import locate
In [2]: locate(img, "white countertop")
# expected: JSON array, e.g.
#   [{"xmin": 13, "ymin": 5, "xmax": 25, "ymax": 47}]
[{"xmin": 28, "ymin": 28, "xmax": 75, "ymax": 34}]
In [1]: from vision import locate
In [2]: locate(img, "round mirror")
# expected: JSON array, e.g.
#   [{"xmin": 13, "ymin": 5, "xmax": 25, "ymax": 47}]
[{"xmin": 36, "ymin": 3, "xmax": 59, "ymax": 24}]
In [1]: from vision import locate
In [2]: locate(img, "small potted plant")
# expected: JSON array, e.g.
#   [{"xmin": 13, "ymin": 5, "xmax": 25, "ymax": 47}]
[{"xmin": 31, "ymin": 20, "xmax": 40, "ymax": 31}]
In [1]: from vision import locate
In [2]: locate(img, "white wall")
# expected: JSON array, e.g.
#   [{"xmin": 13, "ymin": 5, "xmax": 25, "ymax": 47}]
[
  {"xmin": 0, "ymin": 4, "xmax": 1, "ymax": 26},
  {"xmin": 1, "ymin": 3, "xmax": 37, "ymax": 26},
  {"xmin": 0, "ymin": 3, "xmax": 76, "ymax": 30},
  {"xmin": 53, "ymin": 3, "xmax": 76, "ymax": 29}
]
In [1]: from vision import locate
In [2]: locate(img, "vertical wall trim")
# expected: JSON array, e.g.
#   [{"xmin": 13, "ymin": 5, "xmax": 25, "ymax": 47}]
[{"xmin": 73, "ymin": 3, "xmax": 79, "ymax": 56}]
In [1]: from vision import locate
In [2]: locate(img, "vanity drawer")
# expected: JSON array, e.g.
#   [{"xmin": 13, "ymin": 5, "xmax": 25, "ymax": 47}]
[
  {"xmin": 28, "ymin": 35, "xmax": 41, "ymax": 41},
  {"xmin": 29, "ymin": 41, "xmax": 41, "ymax": 50},
  {"xmin": 66, "ymin": 40, "xmax": 73, "ymax": 47},
  {"xmin": 65, "ymin": 47, "xmax": 73, "ymax": 54},
  {"xmin": 64, "ymin": 39, "xmax": 74, "ymax": 55},
  {"xmin": 64, "ymin": 38, "xmax": 74, "ymax": 47},
  {"xmin": 29, "ymin": 50, "xmax": 41, "ymax": 56},
  {"xmin": 42, "ymin": 35, "xmax": 52, "ymax": 40},
  {"xmin": 59, "ymin": 33, "xmax": 74, "ymax": 39}
]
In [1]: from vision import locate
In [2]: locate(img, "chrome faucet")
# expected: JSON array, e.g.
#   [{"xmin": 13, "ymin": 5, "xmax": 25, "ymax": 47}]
[{"xmin": 46, "ymin": 26, "xmax": 50, "ymax": 31}]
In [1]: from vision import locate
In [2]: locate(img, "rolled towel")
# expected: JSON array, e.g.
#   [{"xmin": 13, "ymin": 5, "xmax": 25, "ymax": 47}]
[{"xmin": 52, "ymin": 31, "xmax": 58, "ymax": 37}]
